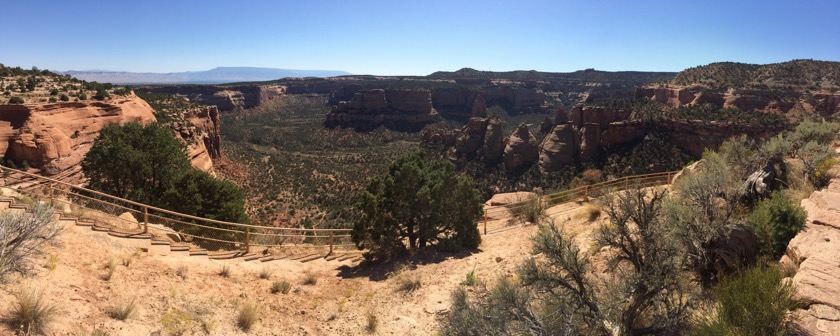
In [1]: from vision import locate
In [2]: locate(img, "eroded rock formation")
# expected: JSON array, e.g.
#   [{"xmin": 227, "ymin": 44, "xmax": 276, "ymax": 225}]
[
  {"xmin": 173, "ymin": 105, "xmax": 222, "ymax": 175},
  {"xmin": 539, "ymin": 123, "xmax": 577, "ymax": 173},
  {"xmin": 504, "ymin": 124, "xmax": 539, "ymax": 172}
]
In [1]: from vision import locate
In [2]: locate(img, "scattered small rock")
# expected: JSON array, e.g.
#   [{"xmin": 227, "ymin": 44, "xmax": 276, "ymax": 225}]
[{"xmin": 495, "ymin": 256, "xmax": 503, "ymax": 263}]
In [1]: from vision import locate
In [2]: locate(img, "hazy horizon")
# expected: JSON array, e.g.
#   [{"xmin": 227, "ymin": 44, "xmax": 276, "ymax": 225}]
[{"xmin": 5, "ymin": 0, "xmax": 839, "ymax": 76}]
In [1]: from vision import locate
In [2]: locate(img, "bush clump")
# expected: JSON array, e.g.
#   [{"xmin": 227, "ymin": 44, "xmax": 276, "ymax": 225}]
[
  {"xmin": 693, "ymin": 264, "xmax": 799, "ymax": 336},
  {"xmin": 747, "ymin": 190, "xmax": 806, "ymax": 258}
]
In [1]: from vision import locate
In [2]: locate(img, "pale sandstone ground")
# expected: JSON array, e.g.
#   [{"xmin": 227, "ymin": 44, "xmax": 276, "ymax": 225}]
[{"xmin": 0, "ymin": 200, "xmax": 603, "ymax": 335}]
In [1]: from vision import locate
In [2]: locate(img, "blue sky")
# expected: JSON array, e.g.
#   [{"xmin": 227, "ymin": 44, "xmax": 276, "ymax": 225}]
[{"xmin": 4, "ymin": 0, "xmax": 839, "ymax": 75}]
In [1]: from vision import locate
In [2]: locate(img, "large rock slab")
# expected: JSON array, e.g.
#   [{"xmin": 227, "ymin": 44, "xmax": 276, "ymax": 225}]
[{"xmin": 785, "ymin": 175, "xmax": 840, "ymax": 334}]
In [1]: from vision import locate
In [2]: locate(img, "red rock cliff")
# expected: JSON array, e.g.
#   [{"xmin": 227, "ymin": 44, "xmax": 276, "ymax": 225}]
[{"xmin": 0, "ymin": 95, "xmax": 156, "ymax": 176}]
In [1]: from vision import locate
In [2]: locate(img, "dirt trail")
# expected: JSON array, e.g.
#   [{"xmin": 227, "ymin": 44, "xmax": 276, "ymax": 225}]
[{"xmin": 0, "ymin": 202, "xmax": 605, "ymax": 335}]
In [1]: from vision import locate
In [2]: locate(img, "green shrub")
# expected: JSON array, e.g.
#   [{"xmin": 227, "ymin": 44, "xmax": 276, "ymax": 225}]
[
  {"xmin": 78, "ymin": 93, "xmax": 87, "ymax": 100},
  {"xmin": 693, "ymin": 264, "xmax": 798, "ymax": 336},
  {"xmin": 48, "ymin": 97, "xmax": 57, "ymax": 103},
  {"xmin": 747, "ymin": 191, "xmax": 807, "ymax": 258},
  {"xmin": 59, "ymin": 94, "xmax": 69, "ymax": 102},
  {"xmin": 271, "ymin": 280, "xmax": 291, "ymax": 294},
  {"xmin": 8, "ymin": 96, "xmax": 24, "ymax": 104}
]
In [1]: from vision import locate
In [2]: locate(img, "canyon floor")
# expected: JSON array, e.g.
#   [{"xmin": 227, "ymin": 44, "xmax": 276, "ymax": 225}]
[{"xmin": 0, "ymin": 198, "xmax": 602, "ymax": 335}]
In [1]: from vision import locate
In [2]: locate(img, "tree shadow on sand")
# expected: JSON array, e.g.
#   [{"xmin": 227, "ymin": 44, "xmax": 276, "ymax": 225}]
[{"xmin": 336, "ymin": 248, "xmax": 482, "ymax": 281}]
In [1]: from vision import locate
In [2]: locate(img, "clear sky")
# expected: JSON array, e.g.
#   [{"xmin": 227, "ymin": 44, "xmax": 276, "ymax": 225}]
[{"xmin": 4, "ymin": 0, "xmax": 839, "ymax": 76}]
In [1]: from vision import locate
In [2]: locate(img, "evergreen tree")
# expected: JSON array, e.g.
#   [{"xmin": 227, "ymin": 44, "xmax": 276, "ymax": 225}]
[{"xmin": 352, "ymin": 151, "xmax": 482, "ymax": 261}]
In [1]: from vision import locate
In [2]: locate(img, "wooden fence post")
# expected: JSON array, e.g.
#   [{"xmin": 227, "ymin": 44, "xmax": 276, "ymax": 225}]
[
  {"xmin": 245, "ymin": 230, "xmax": 251, "ymax": 253},
  {"xmin": 143, "ymin": 206, "xmax": 148, "ymax": 234},
  {"xmin": 583, "ymin": 185, "xmax": 589, "ymax": 202},
  {"xmin": 624, "ymin": 176, "xmax": 629, "ymax": 190},
  {"xmin": 484, "ymin": 214, "xmax": 487, "ymax": 235},
  {"xmin": 329, "ymin": 231, "xmax": 334, "ymax": 255},
  {"xmin": 48, "ymin": 182, "xmax": 54, "ymax": 199}
]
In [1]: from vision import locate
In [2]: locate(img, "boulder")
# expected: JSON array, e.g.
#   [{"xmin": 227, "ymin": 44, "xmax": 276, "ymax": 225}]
[
  {"xmin": 503, "ymin": 124, "xmax": 539, "ymax": 172},
  {"xmin": 538, "ymin": 124, "xmax": 577, "ymax": 173},
  {"xmin": 485, "ymin": 191, "xmax": 537, "ymax": 206}
]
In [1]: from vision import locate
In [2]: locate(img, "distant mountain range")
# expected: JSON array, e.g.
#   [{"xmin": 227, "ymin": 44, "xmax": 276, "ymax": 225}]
[{"xmin": 59, "ymin": 67, "xmax": 352, "ymax": 84}]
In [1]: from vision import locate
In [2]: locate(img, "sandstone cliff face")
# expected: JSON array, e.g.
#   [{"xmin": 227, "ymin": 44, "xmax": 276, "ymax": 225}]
[
  {"xmin": 504, "ymin": 124, "xmax": 539, "ymax": 172},
  {"xmin": 324, "ymin": 89, "xmax": 438, "ymax": 132},
  {"xmin": 431, "ymin": 87, "xmax": 487, "ymax": 121},
  {"xmin": 0, "ymin": 96, "xmax": 157, "ymax": 176},
  {"xmin": 783, "ymin": 177, "xmax": 840, "ymax": 334},
  {"xmin": 138, "ymin": 85, "xmax": 285, "ymax": 112},
  {"xmin": 173, "ymin": 105, "xmax": 222, "ymax": 175},
  {"xmin": 484, "ymin": 86, "xmax": 546, "ymax": 113},
  {"xmin": 636, "ymin": 86, "xmax": 840, "ymax": 117},
  {"xmin": 539, "ymin": 123, "xmax": 577, "ymax": 173}
]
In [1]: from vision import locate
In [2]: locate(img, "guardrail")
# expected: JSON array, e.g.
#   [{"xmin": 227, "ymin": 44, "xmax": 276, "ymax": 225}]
[
  {"xmin": 0, "ymin": 166, "xmax": 678, "ymax": 253},
  {"xmin": 481, "ymin": 171, "xmax": 678, "ymax": 233},
  {"xmin": 0, "ymin": 167, "xmax": 353, "ymax": 254}
]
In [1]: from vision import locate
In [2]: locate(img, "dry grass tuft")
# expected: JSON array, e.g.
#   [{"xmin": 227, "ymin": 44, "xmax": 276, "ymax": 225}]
[
  {"xmin": 176, "ymin": 265, "xmax": 188, "ymax": 280},
  {"xmin": 259, "ymin": 267, "xmax": 272, "ymax": 280},
  {"xmin": 102, "ymin": 258, "xmax": 118, "ymax": 281},
  {"xmin": 366, "ymin": 311, "xmax": 378, "ymax": 333},
  {"xmin": 218, "ymin": 264, "xmax": 231, "ymax": 278},
  {"xmin": 237, "ymin": 300, "xmax": 259, "ymax": 331},
  {"xmin": 107, "ymin": 296, "xmax": 137, "ymax": 321},
  {"xmin": 9, "ymin": 288, "xmax": 60, "ymax": 334},
  {"xmin": 302, "ymin": 272, "xmax": 317, "ymax": 285},
  {"xmin": 574, "ymin": 202, "xmax": 601, "ymax": 222}
]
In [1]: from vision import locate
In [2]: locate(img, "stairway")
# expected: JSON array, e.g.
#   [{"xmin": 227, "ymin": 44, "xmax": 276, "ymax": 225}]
[{"xmin": 0, "ymin": 198, "xmax": 364, "ymax": 266}]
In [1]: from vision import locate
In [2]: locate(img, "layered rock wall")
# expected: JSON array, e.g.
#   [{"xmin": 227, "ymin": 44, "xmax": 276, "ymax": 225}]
[
  {"xmin": 636, "ymin": 86, "xmax": 840, "ymax": 116},
  {"xmin": 324, "ymin": 89, "xmax": 437, "ymax": 132}
]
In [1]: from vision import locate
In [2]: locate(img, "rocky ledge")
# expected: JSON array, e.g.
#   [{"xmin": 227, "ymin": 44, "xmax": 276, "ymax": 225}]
[{"xmin": 783, "ymin": 175, "xmax": 840, "ymax": 334}]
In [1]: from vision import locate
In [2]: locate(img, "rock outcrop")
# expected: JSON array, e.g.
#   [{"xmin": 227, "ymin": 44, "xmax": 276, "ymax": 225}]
[
  {"xmin": 539, "ymin": 123, "xmax": 578, "ymax": 173},
  {"xmin": 636, "ymin": 86, "xmax": 840, "ymax": 116},
  {"xmin": 173, "ymin": 105, "xmax": 222, "ymax": 175},
  {"xmin": 484, "ymin": 86, "xmax": 546, "ymax": 113},
  {"xmin": 783, "ymin": 177, "xmax": 840, "ymax": 334},
  {"xmin": 0, "ymin": 96, "xmax": 156, "ymax": 176},
  {"xmin": 431, "ymin": 87, "xmax": 487, "ymax": 121},
  {"xmin": 324, "ymin": 89, "xmax": 438, "ymax": 132},
  {"xmin": 137, "ymin": 85, "xmax": 285, "ymax": 112},
  {"xmin": 504, "ymin": 124, "xmax": 539, "ymax": 172},
  {"xmin": 453, "ymin": 118, "xmax": 489, "ymax": 159},
  {"xmin": 482, "ymin": 119, "xmax": 505, "ymax": 163}
]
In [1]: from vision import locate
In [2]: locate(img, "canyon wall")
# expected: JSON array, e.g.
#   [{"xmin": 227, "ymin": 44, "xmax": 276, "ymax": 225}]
[
  {"xmin": 324, "ymin": 89, "xmax": 438, "ymax": 132},
  {"xmin": 0, "ymin": 95, "xmax": 221, "ymax": 179},
  {"xmin": 138, "ymin": 84, "xmax": 285, "ymax": 111},
  {"xmin": 636, "ymin": 86, "xmax": 840, "ymax": 116}
]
